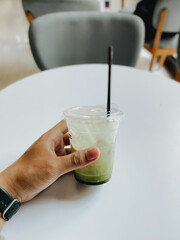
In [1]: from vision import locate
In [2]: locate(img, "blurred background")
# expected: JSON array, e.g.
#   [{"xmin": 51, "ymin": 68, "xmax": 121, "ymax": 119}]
[{"xmin": 0, "ymin": 0, "xmax": 174, "ymax": 90}]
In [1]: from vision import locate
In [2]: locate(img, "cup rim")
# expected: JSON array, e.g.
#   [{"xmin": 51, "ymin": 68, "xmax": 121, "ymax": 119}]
[{"xmin": 63, "ymin": 104, "xmax": 124, "ymax": 121}]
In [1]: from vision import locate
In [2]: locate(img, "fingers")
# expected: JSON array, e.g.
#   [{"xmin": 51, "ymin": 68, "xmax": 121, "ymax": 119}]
[
  {"xmin": 59, "ymin": 147, "xmax": 100, "ymax": 173},
  {"xmin": 44, "ymin": 120, "xmax": 68, "ymax": 148},
  {"xmin": 48, "ymin": 120, "xmax": 68, "ymax": 136},
  {"xmin": 63, "ymin": 133, "xmax": 70, "ymax": 146},
  {"xmin": 56, "ymin": 120, "xmax": 68, "ymax": 134},
  {"xmin": 55, "ymin": 134, "xmax": 70, "ymax": 156},
  {"xmin": 65, "ymin": 147, "xmax": 71, "ymax": 155}
]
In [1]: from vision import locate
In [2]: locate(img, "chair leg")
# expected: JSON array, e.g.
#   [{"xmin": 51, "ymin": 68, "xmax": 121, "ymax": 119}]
[
  {"xmin": 159, "ymin": 55, "xmax": 166, "ymax": 68},
  {"xmin": 26, "ymin": 11, "xmax": 34, "ymax": 23},
  {"xmin": 175, "ymin": 69, "xmax": 180, "ymax": 82},
  {"xmin": 156, "ymin": 56, "xmax": 161, "ymax": 63},
  {"xmin": 122, "ymin": 0, "xmax": 124, "ymax": 8},
  {"xmin": 149, "ymin": 55, "xmax": 156, "ymax": 72}
]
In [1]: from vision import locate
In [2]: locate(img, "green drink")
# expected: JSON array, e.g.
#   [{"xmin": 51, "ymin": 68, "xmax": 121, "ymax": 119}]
[{"xmin": 63, "ymin": 105, "xmax": 123, "ymax": 185}]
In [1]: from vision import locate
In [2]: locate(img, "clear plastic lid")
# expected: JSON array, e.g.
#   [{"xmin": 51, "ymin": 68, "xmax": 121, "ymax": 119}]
[{"xmin": 63, "ymin": 104, "xmax": 124, "ymax": 121}]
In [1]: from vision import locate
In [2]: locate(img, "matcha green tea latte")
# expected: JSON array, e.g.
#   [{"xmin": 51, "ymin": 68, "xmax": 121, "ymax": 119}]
[{"xmin": 63, "ymin": 105, "xmax": 123, "ymax": 185}]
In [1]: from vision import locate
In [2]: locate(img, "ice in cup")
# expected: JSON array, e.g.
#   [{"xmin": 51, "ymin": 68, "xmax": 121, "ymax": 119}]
[{"xmin": 63, "ymin": 105, "xmax": 123, "ymax": 185}]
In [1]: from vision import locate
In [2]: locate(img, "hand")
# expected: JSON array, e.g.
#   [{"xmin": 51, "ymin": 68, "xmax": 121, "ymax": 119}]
[{"xmin": 0, "ymin": 120, "xmax": 100, "ymax": 203}]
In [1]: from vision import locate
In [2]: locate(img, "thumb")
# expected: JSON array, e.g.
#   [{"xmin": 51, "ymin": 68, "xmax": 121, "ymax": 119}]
[{"xmin": 60, "ymin": 147, "xmax": 100, "ymax": 173}]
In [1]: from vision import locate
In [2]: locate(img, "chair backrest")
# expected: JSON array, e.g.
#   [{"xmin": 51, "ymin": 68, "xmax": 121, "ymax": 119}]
[
  {"xmin": 29, "ymin": 12, "xmax": 144, "ymax": 70},
  {"xmin": 22, "ymin": 0, "xmax": 100, "ymax": 18},
  {"xmin": 152, "ymin": 0, "xmax": 180, "ymax": 32}
]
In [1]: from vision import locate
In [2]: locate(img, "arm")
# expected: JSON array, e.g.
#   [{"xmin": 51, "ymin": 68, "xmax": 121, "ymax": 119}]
[
  {"xmin": 0, "ymin": 120, "xmax": 99, "ymax": 231},
  {"xmin": 0, "ymin": 215, "xmax": 5, "ymax": 231}
]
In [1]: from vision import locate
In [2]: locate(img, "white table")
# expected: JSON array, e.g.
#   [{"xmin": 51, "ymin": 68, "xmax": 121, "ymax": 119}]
[{"xmin": 0, "ymin": 65, "xmax": 180, "ymax": 240}]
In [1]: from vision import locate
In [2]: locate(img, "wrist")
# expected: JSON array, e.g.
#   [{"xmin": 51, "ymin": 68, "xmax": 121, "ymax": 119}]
[{"xmin": 0, "ymin": 171, "xmax": 21, "ymax": 203}]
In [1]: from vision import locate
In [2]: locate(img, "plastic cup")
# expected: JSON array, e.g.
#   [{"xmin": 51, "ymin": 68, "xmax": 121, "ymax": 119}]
[{"xmin": 63, "ymin": 105, "xmax": 123, "ymax": 185}]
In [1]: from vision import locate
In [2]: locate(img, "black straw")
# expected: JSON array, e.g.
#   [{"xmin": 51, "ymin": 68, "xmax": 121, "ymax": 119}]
[{"xmin": 107, "ymin": 46, "xmax": 113, "ymax": 117}]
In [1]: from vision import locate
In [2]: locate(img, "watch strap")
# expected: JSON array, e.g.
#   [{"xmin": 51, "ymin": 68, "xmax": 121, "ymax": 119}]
[{"xmin": 0, "ymin": 187, "xmax": 21, "ymax": 221}]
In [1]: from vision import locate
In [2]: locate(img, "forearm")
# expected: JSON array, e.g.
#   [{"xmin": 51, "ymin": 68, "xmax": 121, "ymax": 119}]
[
  {"xmin": 0, "ymin": 174, "xmax": 7, "ymax": 232},
  {"xmin": 0, "ymin": 215, "xmax": 5, "ymax": 231},
  {"xmin": 0, "ymin": 170, "xmax": 18, "ymax": 232}
]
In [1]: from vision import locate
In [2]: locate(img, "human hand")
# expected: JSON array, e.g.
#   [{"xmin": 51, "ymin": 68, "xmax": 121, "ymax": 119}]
[{"xmin": 0, "ymin": 120, "xmax": 100, "ymax": 203}]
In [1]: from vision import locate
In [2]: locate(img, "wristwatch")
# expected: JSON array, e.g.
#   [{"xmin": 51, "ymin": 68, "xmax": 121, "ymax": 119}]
[{"xmin": 0, "ymin": 187, "xmax": 21, "ymax": 221}]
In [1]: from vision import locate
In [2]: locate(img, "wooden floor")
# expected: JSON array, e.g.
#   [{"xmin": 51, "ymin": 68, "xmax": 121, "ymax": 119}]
[
  {"xmin": 0, "ymin": 0, "xmax": 39, "ymax": 90},
  {"xmin": 0, "ymin": 0, "xmax": 174, "ymax": 90}
]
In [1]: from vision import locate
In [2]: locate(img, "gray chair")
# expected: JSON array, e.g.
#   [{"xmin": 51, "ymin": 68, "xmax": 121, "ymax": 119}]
[
  {"xmin": 144, "ymin": 0, "xmax": 180, "ymax": 71},
  {"xmin": 29, "ymin": 12, "xmax": 145, "ymax": 70},
  {"xmin": 120, "ymin": 7, "xmax": 135, "ymax": 14},
  {"xmin": 22, "ymin": 0, "xmax": 100, "ymax": 23}
]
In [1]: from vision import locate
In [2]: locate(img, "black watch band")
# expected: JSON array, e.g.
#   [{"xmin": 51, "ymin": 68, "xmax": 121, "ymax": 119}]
[{"xmin": 0, "ymin": 187, "xmax": 21, "ymax": 221}]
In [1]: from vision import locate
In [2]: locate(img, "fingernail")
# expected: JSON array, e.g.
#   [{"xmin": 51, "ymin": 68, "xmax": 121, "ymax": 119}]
[{"xmin": 86, "ymin": 147, "xmax": 100, "ymax": 161}]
